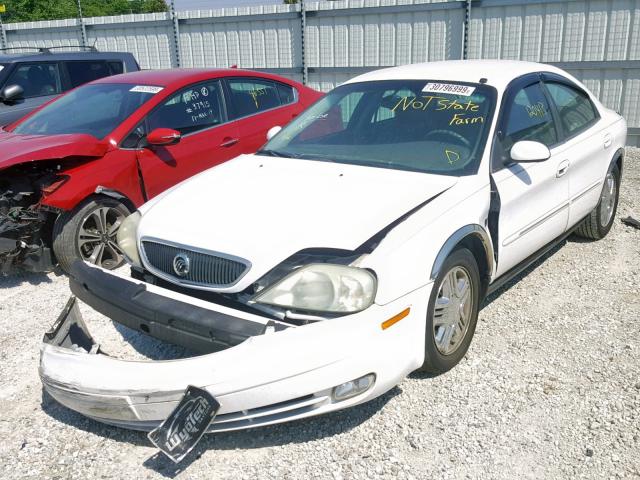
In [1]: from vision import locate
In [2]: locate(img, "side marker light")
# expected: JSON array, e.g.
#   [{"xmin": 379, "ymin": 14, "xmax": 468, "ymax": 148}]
[{"xmin": 381, "ymin": 307, "xmax": 410, "ymax": 330}]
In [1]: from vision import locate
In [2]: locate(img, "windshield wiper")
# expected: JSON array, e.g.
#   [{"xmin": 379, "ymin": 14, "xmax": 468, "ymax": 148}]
[
  {"xmin": 258, "ymin": 149, "xmax": 339, "ymax": 163},
  {"xmin": 257, "ymin": 149, "xmax": 297, "ymax": 158}
]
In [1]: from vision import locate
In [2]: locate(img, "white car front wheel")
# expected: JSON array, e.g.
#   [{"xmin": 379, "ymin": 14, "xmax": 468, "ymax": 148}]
[{"xmin": 419, "ymin": 248, "xmax": 481, "ymax": 374}]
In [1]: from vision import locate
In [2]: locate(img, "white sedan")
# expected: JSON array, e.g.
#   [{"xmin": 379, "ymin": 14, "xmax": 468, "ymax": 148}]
[{"xmin": 40, "ymin": 60, "xmax": 626, "ymax": 461}]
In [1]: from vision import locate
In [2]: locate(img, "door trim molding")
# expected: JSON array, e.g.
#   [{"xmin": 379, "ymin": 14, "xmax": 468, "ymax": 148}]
[
  {"xmin": 503, "ymin": 201, "xmax": 570, "ymax": 247},
  {"xmin": 570, "ymin": 180, "xmax": 601, "ymax": 205}
]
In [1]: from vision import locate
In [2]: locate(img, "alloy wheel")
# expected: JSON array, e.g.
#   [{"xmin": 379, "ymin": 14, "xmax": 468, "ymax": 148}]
[
  {"xmin": 599, "ymin": 171, "xmax": 617, "ymax": 227},
  {"xmin": 433, "ymin": 266, "xmax": 474, "ymax": 356},
  {"xmin": 77, "ymin": 206, "xmax": 126, "ymax": 269}
]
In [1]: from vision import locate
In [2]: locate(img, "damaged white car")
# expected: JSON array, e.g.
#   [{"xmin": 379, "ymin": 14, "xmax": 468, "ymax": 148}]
[{"xmin": 40, "ymin": 60, "xmax": 626, "ymax": 461}]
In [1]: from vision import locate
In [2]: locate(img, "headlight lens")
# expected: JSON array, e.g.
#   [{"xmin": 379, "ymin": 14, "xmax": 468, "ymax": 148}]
[
  {"xmin": 116, "ymin": 211, "xmax": 141, "ymax": 267},
  {"xmin": 253, "ymin": 263, "xmax": 376, "ymax": 313}
]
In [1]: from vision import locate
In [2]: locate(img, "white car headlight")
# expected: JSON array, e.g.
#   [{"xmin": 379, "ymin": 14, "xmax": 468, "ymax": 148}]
[
  {"xmin": 116, "ymin": 211, "xmax": 141, "ymax": 267},
  {"xmin": 253, "ymin": 263, "xmax": 376, "ymax": 313}
]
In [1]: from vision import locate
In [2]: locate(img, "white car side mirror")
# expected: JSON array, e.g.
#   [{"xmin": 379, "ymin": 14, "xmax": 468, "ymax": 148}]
[
  {"xmin": 266, "ymin": 126, "xmax": 282, "ymax": 141},
  {"xmin": 510, "ymin": 140, "xmax": 551, "ymax": 163}
]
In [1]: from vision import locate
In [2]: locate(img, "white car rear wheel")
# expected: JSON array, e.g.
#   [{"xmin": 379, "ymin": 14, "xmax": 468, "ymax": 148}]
[{"xmin": 574, "ymin": 164, "xmax": 620, "ymax": 240}]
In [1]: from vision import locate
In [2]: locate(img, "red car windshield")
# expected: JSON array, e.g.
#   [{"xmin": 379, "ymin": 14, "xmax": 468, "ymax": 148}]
[{"xmin": 12, "ymin": 83, "xmax": 161, "ymax": 139}]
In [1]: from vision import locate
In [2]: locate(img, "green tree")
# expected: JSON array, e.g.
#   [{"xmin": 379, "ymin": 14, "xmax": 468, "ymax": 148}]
[{"xmin": 1, "ymin": 0, "xmax": 167, "ymax": 23}]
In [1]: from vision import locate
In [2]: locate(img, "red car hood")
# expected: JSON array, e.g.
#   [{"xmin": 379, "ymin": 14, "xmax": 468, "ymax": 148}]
[{"xmin": 0, "ymin": 131, "xmax": 109, "ymax": 171}]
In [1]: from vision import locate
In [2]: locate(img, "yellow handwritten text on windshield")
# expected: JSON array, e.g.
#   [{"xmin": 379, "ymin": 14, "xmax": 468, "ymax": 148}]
[
  {"xmin": 449, "ymin": 113, "xmax": 484, "ymax": 125},
  {"xmin": 392, "ymin": 95, "xmax": 480, "ymax": 113}
]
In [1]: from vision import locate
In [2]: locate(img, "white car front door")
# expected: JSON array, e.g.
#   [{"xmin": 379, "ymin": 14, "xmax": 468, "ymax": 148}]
[{"xmin": 491, "ymin": 77, "xmax": 569, "ymax": 278}]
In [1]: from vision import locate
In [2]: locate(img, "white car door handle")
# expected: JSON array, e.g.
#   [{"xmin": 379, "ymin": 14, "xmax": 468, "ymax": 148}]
[
  {"xmin": 604, "ymin": 133, "xmax": 612, "ymax": 148},
  {"xmin": 557, "ymin": 159, "xmax": 570, "ymax": 177}
]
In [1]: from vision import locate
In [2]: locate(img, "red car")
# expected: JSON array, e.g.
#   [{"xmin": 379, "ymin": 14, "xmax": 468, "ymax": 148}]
[{"xmin": 0, "ymin": 69, "xmax": 321, "ymax": 273}]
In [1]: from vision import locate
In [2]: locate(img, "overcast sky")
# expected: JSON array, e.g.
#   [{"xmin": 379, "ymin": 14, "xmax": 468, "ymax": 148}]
[{"xmin": 173, "ymin": 0, "xmax": 281, "ymax": 10}]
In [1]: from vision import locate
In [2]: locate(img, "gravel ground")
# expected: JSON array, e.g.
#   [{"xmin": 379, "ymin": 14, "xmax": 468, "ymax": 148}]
[{"xmin": 1, "ymin": 150, "xmax": 639, "ymax": 480}]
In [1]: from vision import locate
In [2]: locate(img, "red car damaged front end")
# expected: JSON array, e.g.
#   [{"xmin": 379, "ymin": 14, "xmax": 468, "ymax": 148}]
[
  {"xmin": 0, "ymin": 68, "xmax": 323, "ymax": 274},
  {"xmin": 0, "ymin": 130, "xmax": 108, "ymax": 273}
]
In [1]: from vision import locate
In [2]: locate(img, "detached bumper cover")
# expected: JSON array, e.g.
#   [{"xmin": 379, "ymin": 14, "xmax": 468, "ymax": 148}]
[
  {"xmin": 69, "ymin": 261, "xmax": 270, "ymax": 352},
  {"xmin": 40, "ymin": 266, "xmax": 432, "ymax": 433}
]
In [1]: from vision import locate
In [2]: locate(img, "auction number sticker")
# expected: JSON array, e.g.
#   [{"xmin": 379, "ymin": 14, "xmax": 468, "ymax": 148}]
[
  {"xmin": 130, "ymin": 85, "xmax": 164, "ymax": 94},
  {"xmin": 0, "ymin": 66, "xmax": 3, "ymax": 72},
  {"xmin": 422, "ymin": 83, "xmax": 475, "ymax": 96}
]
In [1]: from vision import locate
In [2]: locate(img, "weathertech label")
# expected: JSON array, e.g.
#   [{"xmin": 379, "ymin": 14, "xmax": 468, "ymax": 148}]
[
  {"xmin": 422, "ymin": 83, "xmax": 476, "ymax": 96},
  {"xmin": 148, "ymin": 386, "xmax": 219, "ymax": 463}
]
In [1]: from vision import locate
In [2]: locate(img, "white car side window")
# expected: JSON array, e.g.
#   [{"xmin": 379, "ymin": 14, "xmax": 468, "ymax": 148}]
[
  {"xmin": 545, "ymin": 82, "xmax": 597, "ymax": 137},
  {"xmin": 503, "ymin": 83, "xmax": 557, "ymax": 150}
]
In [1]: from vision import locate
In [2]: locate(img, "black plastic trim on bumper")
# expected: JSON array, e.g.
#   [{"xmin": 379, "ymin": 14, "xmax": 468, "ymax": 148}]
[
  {"xmin": 69, "ymin": 261, "xmax": 269, "ymax": 353},
  {"xmin": 43, "ymin": 296, "xmax": 97, "ymax": 351}
]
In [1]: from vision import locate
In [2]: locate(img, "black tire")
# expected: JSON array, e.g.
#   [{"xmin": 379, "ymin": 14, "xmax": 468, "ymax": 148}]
[
  {"xmin": 52, "ymin": 196, "xmax": 131, "ymax": 274},
  {"xmin": 418, "ymin": 248, "xmax": 481, "ymax": 374},
  {"xmin": 574, "ymin": 164, "xmax": 620, "ymax": 240}
]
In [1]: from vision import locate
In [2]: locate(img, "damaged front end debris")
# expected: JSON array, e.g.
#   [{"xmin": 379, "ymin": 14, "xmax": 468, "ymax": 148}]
[
  {"xmin": 39, "ymin": 263, "xmax": 411, "ymax": 462},
  {"xmin": 0, "ymin": 163, "xmax": 66, "ymax": 274}
]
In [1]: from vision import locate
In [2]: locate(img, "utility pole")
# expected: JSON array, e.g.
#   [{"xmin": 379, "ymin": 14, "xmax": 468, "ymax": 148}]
[
  {"xmin": 300, "ymin": 0, "xmax": 308, "ymax": 85},
  {"xmin": 462, "ymin": 0, "xmax": 472, "ymax": 60},
  {"xmin": 75, "ymin": 0, "xmax": 88, "ymax": 48},
  {"xmin": 0, "ymin": 5, "xmax": 7, "ymax": 50},
  {"xmin": 169, "ymin": 0, "xmax": 181, "ymax": 67}
]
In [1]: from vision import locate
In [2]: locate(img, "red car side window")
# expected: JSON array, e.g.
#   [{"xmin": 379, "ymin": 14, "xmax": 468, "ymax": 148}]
[
  {"xmin": 147, "ymin": 81, "xmax": 225, "ymax": 136},
  {"xmin": 227, "ymin": 79, "xmax": 282, "ymax": 119}
]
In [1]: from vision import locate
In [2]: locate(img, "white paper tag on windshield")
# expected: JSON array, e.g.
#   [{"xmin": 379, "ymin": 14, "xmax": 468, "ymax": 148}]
[
  {"xmin": 422, "ymin": 83, "xmax": 475, "ymax": 96},
  {"xmin": 130, "ymin": 85, "xmax": 164, "ymax": 94},
  {"xmin": 0, "ymin": 66, "xmax": 4, "ymax": 72}
]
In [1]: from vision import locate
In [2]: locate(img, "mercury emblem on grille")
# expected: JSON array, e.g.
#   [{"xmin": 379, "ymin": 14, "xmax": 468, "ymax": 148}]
[{"xmin": 172, "ymin": 253, "xmax": 191, "ymax": 277}]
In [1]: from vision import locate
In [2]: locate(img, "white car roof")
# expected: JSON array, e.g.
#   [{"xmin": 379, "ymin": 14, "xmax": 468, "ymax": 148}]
[{"xmin": 344, "ymin": 60, "xmax": 569, "ymax": 91}]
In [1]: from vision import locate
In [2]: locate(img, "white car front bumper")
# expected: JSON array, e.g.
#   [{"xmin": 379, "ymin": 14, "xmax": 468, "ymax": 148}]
[{"xmin": 39, "ymin": 266, "xmax": 432, "ymax": 433}]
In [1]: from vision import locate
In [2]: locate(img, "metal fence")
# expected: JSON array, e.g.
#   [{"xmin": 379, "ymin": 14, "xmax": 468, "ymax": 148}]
[{"xmin": 1, "ymin": 0, "xmax": 638, "ymax": 144}]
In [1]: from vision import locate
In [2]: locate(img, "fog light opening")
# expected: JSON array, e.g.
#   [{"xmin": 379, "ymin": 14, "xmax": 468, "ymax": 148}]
[{"xmin": 332, "ymin": 373, "xmax": 376, "ymax": 402}]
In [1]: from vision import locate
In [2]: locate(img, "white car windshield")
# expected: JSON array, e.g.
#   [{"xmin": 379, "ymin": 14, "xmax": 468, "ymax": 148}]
[
  {"xmin": 261, "ymin": 79, "xmax": 496, "ymax": 175},
  {"xmin": 12, "ymin": 83, "xmax": 161, "ymax": 139}
]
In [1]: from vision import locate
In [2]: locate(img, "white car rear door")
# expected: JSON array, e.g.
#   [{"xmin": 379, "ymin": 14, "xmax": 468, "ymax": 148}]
[
  {"xmin": 541, "ymin": 76, "xmax": 610, "ymax": 228},
  {"xmin": 491, "ymin": 75, "xmax": 569, "ymax": 278}
]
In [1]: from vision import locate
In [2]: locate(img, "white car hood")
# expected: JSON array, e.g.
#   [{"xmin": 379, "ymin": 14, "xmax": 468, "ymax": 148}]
[{"xmin": 138, "ymin": 154, "xmax": 457, "ymax": 292}]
